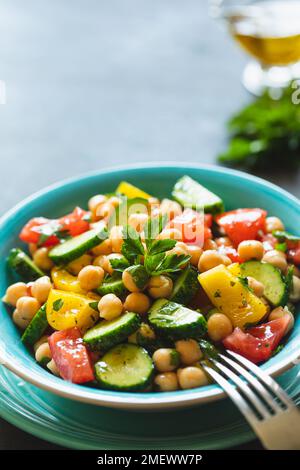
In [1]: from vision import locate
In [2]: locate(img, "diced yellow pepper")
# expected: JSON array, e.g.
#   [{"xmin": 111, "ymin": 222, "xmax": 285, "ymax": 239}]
[
  {"xmin": 46, "ymin": 289, "xmax": 99, "ymax": 331},
  {"xmin": 227, "ymin": 263, "xmax": 241, "ymax": 277},
  {"xmin": 116, "ymin": 181, "xmax": 151, "ymax": 199},
  {"xmin": 51, "ymin": 267, "xmax": 85, "ymax": 294},
  {"xmin": 198, "ymin": 265, "xmax": 268, "ymax": 329}
]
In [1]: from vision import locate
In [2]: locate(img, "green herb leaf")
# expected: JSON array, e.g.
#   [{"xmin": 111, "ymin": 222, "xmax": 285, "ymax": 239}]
[
  {"xmin": 149, "ymin": 253, "xmax": 191, "ymax": 276},
  {"xmin": 53, "ymin": 298, "xmax": 64, "ymax": 311},
  {"xmin": 147, "ymin": 238, "xmax": 176, "ymax": 256},
  {"xmin": 109, "ymin": 256, "xmax": 130, "ymax": 272},
  {"xmin": 121, "ymin": 225, "xmax": 144, "ymax": 264},
  {"xmin": 88, "ymin": 301, "xmax": 99, "ymax": 311},
  {"xmin": 144, "ymin": 214, "xmax": 168, "ymax": 250}
]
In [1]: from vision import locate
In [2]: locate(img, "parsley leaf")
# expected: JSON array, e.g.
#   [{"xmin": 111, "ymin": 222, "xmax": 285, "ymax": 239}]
[
  {"xmin": 147, "ymin": 238, "xmax": 176, "ymax": 256},
  {"xmin": 121, "ymin": 225, "xmax": 144, "ymax": 264},
  {"xmin": 149, "ymin": 253, "xmax": 191, "ymax": 276},
  {"xmin": 109, "ymin": 256, "xmax": 130, "ymax": 272},
  {"xmin": 144, "ymin": 214, "xmax": 168, "ymax": 251},
  {"xmin": 53, "ymin": 298, "xmax": 64, "ymax": 311}
]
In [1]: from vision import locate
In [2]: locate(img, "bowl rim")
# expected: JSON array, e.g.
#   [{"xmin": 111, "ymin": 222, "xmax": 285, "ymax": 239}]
[{"xmin": 0, "ymin": 161, "xmax": 300, "ymax": 410}]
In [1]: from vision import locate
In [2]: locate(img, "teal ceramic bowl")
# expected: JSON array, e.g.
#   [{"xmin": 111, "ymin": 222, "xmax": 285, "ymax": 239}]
[{"xmin": 0, "ymin": 163, "xmax": 299, "ymax": 410}]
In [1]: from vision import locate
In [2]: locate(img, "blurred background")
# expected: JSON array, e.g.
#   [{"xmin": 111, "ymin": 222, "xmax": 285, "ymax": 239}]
[
  {"xmin": 2, "ymin": 0, "xmax": 299, "ymax": 216},
  {"xmin": 0, "ymin": 0, "xmax": 300, "ymax": 450}
]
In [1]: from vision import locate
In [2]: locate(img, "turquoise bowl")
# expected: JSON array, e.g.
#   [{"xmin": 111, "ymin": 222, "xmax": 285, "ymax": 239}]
[{"xmin": 0, "ymin": 163, "xmax": 299, "ymax": 410}]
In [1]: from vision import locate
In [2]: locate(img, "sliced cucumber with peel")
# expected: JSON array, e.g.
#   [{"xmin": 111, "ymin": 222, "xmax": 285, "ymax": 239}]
[
  {"xmin": 240, "ymin": 260, "xmax": 288, "ymax": 307},
  {"xmin": 170, "ymin": 266, "xmax": 199, "ymax": 304},
  {"xmin": 8, "ymin": 248, "xmax": 45, "ymax": 281},
  {"xmin": 83, "ymin": 311, "xmax": 141, "ymax": 351},
  {"xmin": 149, "ymin": 299, "xmax": 207, "ymax": 340},
  {"xmin": 95, "ymin": 274, "xmax": 126, "ymax": 297},
  {"xmin": 49, "ymin": 227, "xmax": 108, "ymax": 265},
  {"xmin": 95, "ymin": 343, "xmax": 154, "ymax": 391},
  {"xmin": 172, "ymin": 176, "xmax": 224, "ymax": 214},
  {"xmin": 21, "ymin": 304, "xmax": 48, "ymax": 346}
]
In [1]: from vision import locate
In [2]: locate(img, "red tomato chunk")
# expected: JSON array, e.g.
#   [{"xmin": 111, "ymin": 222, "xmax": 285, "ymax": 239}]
[
  {"xmin": 223, "ymin": 316, "xmax": 290, "ymax": 364},
  {"xmin": 167, "ymin": 209, "xmax": 212, "ymax": 245},
  {"xmin": 48, "ymin": 327, "xmax": 95, "ymax": 383},
  {"xmin": 216, "ymin": 208, "xmax": 267, "ymax": 246}
]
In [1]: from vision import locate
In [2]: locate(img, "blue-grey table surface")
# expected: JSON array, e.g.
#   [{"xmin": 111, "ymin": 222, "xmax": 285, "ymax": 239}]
[{"xmin": 0, "ymin": 0, "xmax": 298, "ymax": 450}]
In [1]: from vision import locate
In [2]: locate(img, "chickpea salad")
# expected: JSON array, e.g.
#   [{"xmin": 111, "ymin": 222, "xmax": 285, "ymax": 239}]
[{"xmin": 2, "ymin": 177, "xmax": 299, "ymax": 393}]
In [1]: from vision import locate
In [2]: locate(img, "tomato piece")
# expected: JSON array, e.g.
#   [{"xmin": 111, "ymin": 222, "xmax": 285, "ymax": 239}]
[
  {"xmin": 223, "ymin": 316, "xmax": 290, "ymax": 363},
  {"xmin": 19, "ymin": 217, "xmax": 60, "ymax": 246},
  {"xmin": 261, "ymin": 233, "xmax": 277, "ymax": 252},
  {"xmin": 59, "ymin": 207, "xmax": 90, "ymax": 237},
  {"xmin": 167, "ymin": 209, "xmax": 212, "ymax": 246},
  {"xmin": 216, "ymin": 208, "xmax": 267, "ymax": 246},
  {"xmin": 218, "ymin": 246, "xmax": 241, "ymax": 263},
  {"xmin": 48, "ymin": 327, "xmax": 95, "ymax": 383},
  {"xmin": 287, "ymin": 242, "xmax": 300, "ymax": 266}
]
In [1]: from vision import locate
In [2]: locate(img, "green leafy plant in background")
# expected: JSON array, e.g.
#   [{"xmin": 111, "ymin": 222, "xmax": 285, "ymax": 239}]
[{"xmin": 218, "ymin": 84, "xmax": 300, "ymax": 169}]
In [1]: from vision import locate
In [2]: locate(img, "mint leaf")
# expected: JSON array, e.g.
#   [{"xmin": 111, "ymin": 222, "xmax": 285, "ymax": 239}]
[
  {"xmin": 121, "ymin": 225, "xmax": 144, "ymax": 264},
  {"xmin": 53, "ymin": 298, "xmax": 64, "ymax": 311}
]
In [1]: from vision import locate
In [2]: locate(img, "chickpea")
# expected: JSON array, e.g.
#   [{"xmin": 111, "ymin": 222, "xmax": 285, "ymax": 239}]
[
  {"xmin": 3, "ymin": 282, "xmax": 28, "ymax": 307},
  {"xmin": 266, "ymin": 216, "xmax": 285, "ymax": 233},
  {"xmin": 289, "ymin": 275, "xmax": 300, "ymax": 302},
  {"xmin": 238, "ymin": 240, "xmax": 264, "ymax": 261},
  {"xmin": 92, "ymin": 238, "xmax": 112, "ymax": 256},
  {"xmin": 154, "ymin": 372, "xmax": 179, "ymax": 392},
  {"xmin": 88, "ymin": 194, "xmax": 107, "ymax": 212},
  {"xmin": 203, "ymin": 239, "xmax": 217, "ymax": 251},
  {"xmin": 139, "ymin": 323, "xmax": 156, "ymax": 341},
  {"xmin": 33, "ymin": 247, "xmax": 54, "ymax": 271},
  {"xmin": 124, "ymin": 293, "xmax": 150, "ymax": 315},
  {"xmin": 109, "ymin": 225, "xmax": 124, "ymax": 253},
  {"xmin": 148, "ymin": 275, "xmax": 173, "ymax": 299},
  {"xmin": 96, "ymin": 201, "xmax": 114, "ymax": 220},
  {"xmin": 33, "ymin": 335, "xmax": 48, "ymax": 352},
  {"xmin": 108, "ymin": 196, "xmax": 121, "ymax": 208},
  {"xmin": 177, "ymin": 366, "xmax": 209, "ymax": 389},
  {"xmin": 175, "ymin": 339, "xmax": 203, "ymax": 365},
  {"xmin": 16, "ymin": 296, "xmax": 40, "ymax": 319},
  {"xmin": 167, "ymin": 241, "xmax": 189, "ymax": 257},
  {"xmin": 35, "ymin": 342, "xmax": 52, "ymax": 363},
  {"xmin": 215, "ymin": 237, "xmax": 232, "ymax": 248},
  {"xmin": 160, "ymin": 199, "xmax": 182, "ymax": 220},
  {"xmin": 93, "ymin": 253, "xmax": 122, "ymax": 275},
  {"xmin": 262, "ymin": 250, "xmax": 288, "ymax": 272},
  {"xmin": 128, "ymin": 213, "xmax": 148, "ymax": 232},
  {"xmin": 98, "ymin": 294, "xmax": 123, "ymax": 320},
  {"xmin": 67, "ymin": 254, "xmax": 92, "ymax": 275},
  {"xmin": 47, "ymin": 359, "xmax": 60, "ymax": 376},
  {"xmin": 122, "ymin": 270, "xmax": 140, "ymax": 293},
  {"xmin": 29, "ymin": 243, "xmax": 38, "ymax": 256},
  {"xmin": 31, "ymin": 276, "xmax": 52, "ymax": 303},
  {"xmin": 198, "ymin": 250, "xmax": 231, "ymax": 272},
  {"xmin": 152, "ymin": 348, "xmax": 180, "ymax": 372},
  {"xmin": 268, "ymin": 306, "xmax": 294, "ymax": 333},
  {"xmin": 207, "ymin": 313, "xmax": 233, "ymax": 342},
  {"xmin": 12, "ymin": 309, "xmax": 30, "ymax": 330},
  {"xmin": 186, "ymin": 245, "xmax": 203, "ymax": 267},
  {"xmin": 78, "ymin": 265, "xmax": 104, "ymax": 291},
  {"xmin": 247, "ymin": 276, "xmax": 265, "ymax": 297},
  {"xmin": 158, "ymin": 228, "xmax": 182, "ymax": 241}
]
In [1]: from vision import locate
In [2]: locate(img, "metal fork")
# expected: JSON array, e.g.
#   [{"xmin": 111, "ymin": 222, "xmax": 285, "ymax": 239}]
[{"xmin": 202, "ymin": 350, "xmax": 300, "ymax": 450}]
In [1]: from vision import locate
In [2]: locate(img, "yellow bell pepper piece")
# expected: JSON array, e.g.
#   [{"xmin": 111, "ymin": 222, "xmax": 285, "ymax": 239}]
[
  {"xmin": 116, "ymin": 181, "xmax": 151, "ymax": 199},
  {"xmin": 46, "ymin": 289, "xmax": 99, "ymax": 331},
  {"xmin": 66, "ymin": 254, "xmax": 92, "ymax": 276},
  {"xmin": 198, "ymin": 265, "xmax": 268, "ymax": 329},
  {"xmin": 51, "ymin": 267, "xmax": 85, "ymax": 294},
  {"xmin": 227, "ymin": 263, "xmax": 241, "ymax": 277}
]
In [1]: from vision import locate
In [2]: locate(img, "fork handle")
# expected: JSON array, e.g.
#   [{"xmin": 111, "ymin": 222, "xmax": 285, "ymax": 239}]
[{"xmin": 254, "ymin": 409, "xmax": 300, "ymax": 450}]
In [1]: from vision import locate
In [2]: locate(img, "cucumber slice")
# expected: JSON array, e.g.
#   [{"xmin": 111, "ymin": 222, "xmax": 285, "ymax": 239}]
[
  {"xmin": 170, "ymin": 266, "xmax": 199, "ymax": 304},
  {"xmin": 83, "ymin": 311, "xmax": 141, "ymax": 351},
  {"xmin": 95, "ymin": 343, "xmax": 154, "ymax": 391},
  {"xmin": 149, "ymin": 299, "xmax": 207, "ymax": 340},
  {"xmin": 49, "ymin": 227, "xmax": 108, "ymax": 265},
  {"xmin": 240, "ymin": 260, "xmax": 288, "ymax": 307},
  {"xmin": 172, "ymin": 175, "xmax": 224, "ymax": 214},
  {"xmin": 21, "ymin": 304, "xmax": 48, "ymax": 346},
  {"xmin": 8, "ymin": 248, "xmax": 45, "ymax": 281},
  {"xmin": 95, "ymin": 274, "xmax": 126, "ymax": 297}
]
